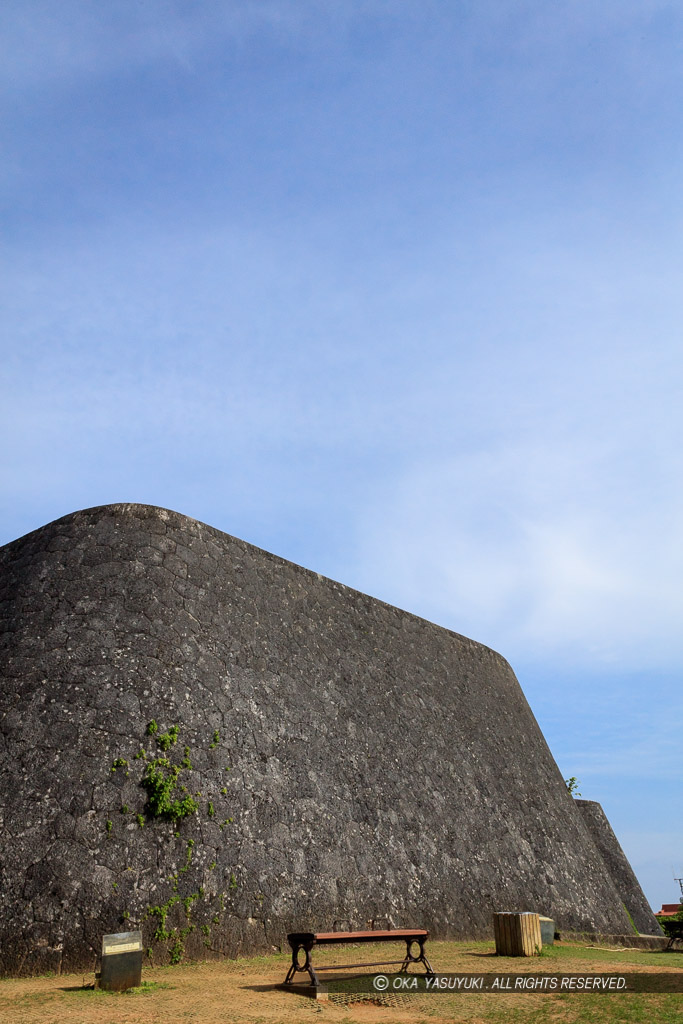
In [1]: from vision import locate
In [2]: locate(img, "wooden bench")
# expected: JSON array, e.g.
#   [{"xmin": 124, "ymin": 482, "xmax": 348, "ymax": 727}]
[{"xmin": 284, "ymin": 928, "xmax": 433, "ymax": 987}]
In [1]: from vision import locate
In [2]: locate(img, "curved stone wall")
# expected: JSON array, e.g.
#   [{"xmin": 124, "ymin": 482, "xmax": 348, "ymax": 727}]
[
  {"xmin": 575, "ymin": 800, "xmax": 661, "ymax": 936},
  {"xmin": 0, "ymin": 504, "xmax": 636, "ymax": 974}
]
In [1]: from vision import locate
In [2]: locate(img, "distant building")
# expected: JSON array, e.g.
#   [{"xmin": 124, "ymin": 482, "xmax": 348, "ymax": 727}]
[{"xmin": 656, "ymin": 904, "xmax": 682, "ymax": 916}]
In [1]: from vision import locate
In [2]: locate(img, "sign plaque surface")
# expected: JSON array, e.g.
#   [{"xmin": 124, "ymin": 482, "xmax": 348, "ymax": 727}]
[{"xmin": 100, "ymin": 930, "xmax": 143, "ymax": 991}]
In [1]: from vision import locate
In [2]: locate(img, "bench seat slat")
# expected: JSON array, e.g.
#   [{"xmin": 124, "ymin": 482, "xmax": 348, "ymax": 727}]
[
  {"xmin": 313, "ymin": 929, "xmax": 428, "ymax": 944},
  {"xmin": 316, "ymin": 959, "xmax": 407, "ymax": 971}
]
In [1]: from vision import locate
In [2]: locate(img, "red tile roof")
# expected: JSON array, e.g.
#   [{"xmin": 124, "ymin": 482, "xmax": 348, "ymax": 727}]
[{"xmin": 656, "ymin": 904, "xmax": 682, "ymax": 916}]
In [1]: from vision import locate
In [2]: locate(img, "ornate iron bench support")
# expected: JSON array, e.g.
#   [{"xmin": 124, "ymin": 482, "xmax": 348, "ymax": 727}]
[{"xmin": 284, "ymin": 928, "xmax": 433, "ymax": 988}]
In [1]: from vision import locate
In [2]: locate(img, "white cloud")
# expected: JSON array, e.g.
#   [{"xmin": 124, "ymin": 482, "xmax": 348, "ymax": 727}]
[{"xmin": 352, "ymin": 439, "xmax": 683, "ymax": 672}]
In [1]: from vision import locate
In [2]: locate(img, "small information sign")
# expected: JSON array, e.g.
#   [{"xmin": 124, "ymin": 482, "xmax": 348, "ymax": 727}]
[{"xmin": 100, "ymin": 930, "xmax": 143, "ymax": 991}]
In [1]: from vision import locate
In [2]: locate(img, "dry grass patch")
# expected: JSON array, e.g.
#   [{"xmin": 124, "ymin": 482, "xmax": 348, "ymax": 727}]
[{"xmin": 0, "ymin": 939, "xmax": 681, "ymax": 1024}]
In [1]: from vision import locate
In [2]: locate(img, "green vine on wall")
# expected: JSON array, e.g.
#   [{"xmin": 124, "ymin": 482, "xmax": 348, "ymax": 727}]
[
  {"xmin": 142, "ymin": 749, "xmax": 199, "ymax": 823},
  {"xmin": 105, "ymin": 718, "xmax": 239, "ymax": 965}
]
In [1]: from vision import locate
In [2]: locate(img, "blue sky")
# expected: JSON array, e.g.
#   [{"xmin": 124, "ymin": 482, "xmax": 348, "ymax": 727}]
[{"xmin": 2, "ymin": 0, "xmax": 681, "ymax": 911}]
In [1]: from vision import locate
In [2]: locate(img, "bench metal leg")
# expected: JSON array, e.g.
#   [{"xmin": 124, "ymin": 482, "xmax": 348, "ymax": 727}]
[
  {"xmin": 399, "ymin": 937, "xmax": 434, "ymax": 975},
  {"xmin": 284, "ymin": 937, "xmax": 319, "ymax": 987}
]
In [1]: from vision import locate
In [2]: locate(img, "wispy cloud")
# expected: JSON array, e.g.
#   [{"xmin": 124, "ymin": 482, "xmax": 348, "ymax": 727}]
[
  {"xmin": 353, "ymin": 439, "xmax": 683, "ymax": 671},
  {"xmin": 0, "ymin": 0, "xmax": 424, "ymax": 91}
]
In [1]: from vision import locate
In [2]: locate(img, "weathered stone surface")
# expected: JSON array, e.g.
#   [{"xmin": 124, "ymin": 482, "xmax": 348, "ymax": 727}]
[
  {"xmin": 0, "ymin": 504, "xmax": 638, "ymax": 974},
  {"xmin": 575, "ymin": 799, "xmax": 661, "ymax": 936}
]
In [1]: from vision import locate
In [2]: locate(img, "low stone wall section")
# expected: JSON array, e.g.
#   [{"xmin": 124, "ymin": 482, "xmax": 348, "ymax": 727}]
[{"xmin": 575, "ymin": 800, "xmax": 662, "ymax": 936}]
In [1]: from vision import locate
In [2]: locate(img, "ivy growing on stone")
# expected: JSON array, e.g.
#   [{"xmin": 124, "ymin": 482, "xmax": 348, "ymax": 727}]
[
  {"xmin": 105, "ymin": 717, "xmax": 239, "ymax": 966},
  {"xmin": 142, "ymin": 755, "xmax": 199, "ymax": 823}
]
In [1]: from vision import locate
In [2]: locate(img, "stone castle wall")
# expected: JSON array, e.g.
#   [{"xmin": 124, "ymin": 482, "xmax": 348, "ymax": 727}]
[
  {"xmin": 0, "ymin": 504, "xmax": 656, "ymax": 975},
  {"xmin": 575, "ymin": 799, "xmax": 660, "ymax": 937}
]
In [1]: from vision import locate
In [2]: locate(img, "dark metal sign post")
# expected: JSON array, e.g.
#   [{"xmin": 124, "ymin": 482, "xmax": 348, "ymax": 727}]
[{"xmin": 99, "ymin": 930, "xmax": 143, "ymax": 991}]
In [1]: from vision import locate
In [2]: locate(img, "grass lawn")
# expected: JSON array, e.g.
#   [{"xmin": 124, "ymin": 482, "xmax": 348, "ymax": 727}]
[{"xmin": 0, "ymin": 938, "xmax": 681, "ymax": 1023}]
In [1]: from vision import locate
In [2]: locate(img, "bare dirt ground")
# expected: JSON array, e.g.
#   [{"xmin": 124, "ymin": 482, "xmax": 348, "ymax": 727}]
[{"xmin": 1, "ymin": 940, "xmax": 681, "ymax": 1024}]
